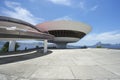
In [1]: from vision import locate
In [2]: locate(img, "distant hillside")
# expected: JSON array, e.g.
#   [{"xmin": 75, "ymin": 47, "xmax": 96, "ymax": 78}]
[
  {"xmin": 89, "ymin": 42, "xmax": 120, "ymax": 49},
  {"xmin": 0, "ymin": 41, "xmax": 120, "ymax": 50},
  {"xmin": 67, "ymin": 42, "xmax": 120, "ymax": 49}
]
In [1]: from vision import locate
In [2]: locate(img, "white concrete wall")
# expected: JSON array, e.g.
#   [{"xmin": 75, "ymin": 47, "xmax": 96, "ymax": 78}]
[{"xmin": 36, "ymin": 20, "xmax": 92, "ymax": 34}]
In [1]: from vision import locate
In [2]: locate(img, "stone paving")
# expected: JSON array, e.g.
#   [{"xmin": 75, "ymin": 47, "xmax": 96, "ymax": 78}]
[{"xmin": 0, "ymin": 48, "xmax": 120, "ymax": 80}]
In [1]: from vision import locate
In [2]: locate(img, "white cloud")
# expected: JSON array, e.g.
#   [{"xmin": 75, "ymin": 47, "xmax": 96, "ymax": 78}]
[
  {"xmin": 77, "ymin": 31, "xmax": 120, "ymax": 45},
  {"xmin": 54, "ymin": 16, "xmax": 72, "ymax": 21},
  {"xmin": 2, "ymin": 1, "xmax": 44, "ymax": 25},
  {"xmin": 48, "ymin": 0, "xmax": 72, "ymax": 6},
  {"xmin": 47, "ymin": 0, "xmax": 98, "ymax": 13},
  {"xmin": 73, "ymin": 31, "xmax": 120, "ymax": 45},
  {"xmin": 78, "ymin": 1, "xmax": 98, "ymax": 12},
  {"xmin": 79, "ymin": 2, "xmax": 86, "ymax": 10},
  {"xmin": 84, "ymin": 31, "xmax": 120, "ymax": 41},
  {"xmin": 90, "ymin": 5, "xmax": 98, "ymax": 11},
  {"xmin": 5, "ymin": 1, "xmax": 21, "ymax": 8}
]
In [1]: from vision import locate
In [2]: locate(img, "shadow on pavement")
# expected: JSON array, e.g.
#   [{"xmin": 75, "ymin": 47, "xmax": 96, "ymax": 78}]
[{"xmin": 0, "ymin": 49, "xmax": 52, "ymax": 65}]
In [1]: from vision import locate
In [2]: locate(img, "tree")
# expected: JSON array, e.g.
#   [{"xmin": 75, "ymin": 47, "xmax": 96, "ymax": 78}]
[
  {"xmin": 25, "ymin": 47, "xmax": 27, "ymax": 50},
  {"xmin": 81, "ymin": 45, "xmax": 87, "ymax": 49},
  {"xmin": 15, "ymin": 43, "xmax": 20, "ymax": 51},
  {"xmin": 36, "ymin": 45, "xmax": 39, "ymax": 49},
  {"xmin": 96, "ymin": 46, "xmax": 102, "ymax": 48},
  {"xmin": 1, "ymin": 42, "xmax": 9, "ymax": 52},
  {"xmin": 1, "ymin": 42, "xmax": 20, "ymax": 52}
]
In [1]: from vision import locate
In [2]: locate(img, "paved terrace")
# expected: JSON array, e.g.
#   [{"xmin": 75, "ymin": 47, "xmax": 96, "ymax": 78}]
[{"xmin": 0, "ymin": 48, "xmax": 120, "ymax": 80}]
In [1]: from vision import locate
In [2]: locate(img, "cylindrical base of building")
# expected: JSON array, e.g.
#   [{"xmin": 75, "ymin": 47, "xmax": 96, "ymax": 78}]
[{"xmin": 55, "ymin": 43, "xmax": 67, "ymax": 49}]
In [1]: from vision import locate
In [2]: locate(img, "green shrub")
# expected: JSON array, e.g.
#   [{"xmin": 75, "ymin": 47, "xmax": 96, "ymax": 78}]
[
  {"xmin": 1, "ymin": 42, "xmax": 9, "ymax": 52},
  {"xmin": 0, "ymin": 42, "xmax": 20, "ymax": 52},
  {"xmin": 36, "ymin": 46, "xmax": 39, "ymax": 49},
  {"xmin": 15, "ymin": 43, "xmax": 20, "ymax": 51},
  {"xmin": 81, "ymin": 45, "xmax": 87, "ymax": 49},
  {"xmin": 96, "ymin": 46, "xmax": 102, "ymax": 48},
  {"xmin": 25, "ymin": 47, "xmax": 27, "ymax": 50}
]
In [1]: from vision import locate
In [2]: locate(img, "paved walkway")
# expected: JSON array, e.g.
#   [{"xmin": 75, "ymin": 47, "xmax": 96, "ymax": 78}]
[{"xmin": 0, "ymin": 48, "xmax": 120, "ymax": 80}]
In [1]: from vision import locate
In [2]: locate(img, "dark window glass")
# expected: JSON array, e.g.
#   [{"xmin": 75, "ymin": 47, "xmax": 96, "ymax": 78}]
[{"xmin": 49, "ymin": 30, "xmax": 86, "ymax": 38}]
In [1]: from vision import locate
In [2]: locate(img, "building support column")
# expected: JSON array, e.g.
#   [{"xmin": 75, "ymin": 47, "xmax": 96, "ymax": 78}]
[
  {"xmin": 56, "ymin": 43, "xmax": 67, "ymax": 49},
  {"xmin": 9, "ymin": 40, "xmax": 16, "ymax": 51},
  {"xmin": 44, "ymin": 40, "xmax": 48, "ymax": 53}
]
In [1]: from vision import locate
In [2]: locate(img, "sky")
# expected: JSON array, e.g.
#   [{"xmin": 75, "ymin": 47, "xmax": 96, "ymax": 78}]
[{"xmin": 0, "ymin": 0, "xmax": 120, "ymax": 46}]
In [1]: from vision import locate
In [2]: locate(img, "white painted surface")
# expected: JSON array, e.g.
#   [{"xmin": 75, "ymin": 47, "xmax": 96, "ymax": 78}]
[
  {"xmin": 36, "ymin": 20, "xmax": 91, "ymax": 43},
  {"xmin": 36, "ymin": 20, "xmax": 92, "ymax": 34},
  {"xmin": 0, "ymin": 49, "xmax": 120, "ymax": 79}
]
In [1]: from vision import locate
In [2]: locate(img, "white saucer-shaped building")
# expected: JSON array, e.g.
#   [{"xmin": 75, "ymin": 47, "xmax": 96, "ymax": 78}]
[
  {"xmin": 0, "ymin": 16, "xmax": 54, "ymax": 52},
  {"xmin": 36, "ymin": 20, "xmax": 92, "ymax": 48}
]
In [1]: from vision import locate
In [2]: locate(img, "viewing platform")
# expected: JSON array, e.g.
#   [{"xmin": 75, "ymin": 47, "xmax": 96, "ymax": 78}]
[{"xmin": 0, "ymin": 48, "xmax": 120, "ymax": 80}]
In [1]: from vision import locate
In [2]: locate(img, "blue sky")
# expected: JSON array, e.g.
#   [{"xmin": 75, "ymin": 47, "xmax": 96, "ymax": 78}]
[{"xmin": 0, "ymin": 0, "xmax": 120, "ymax": 45}]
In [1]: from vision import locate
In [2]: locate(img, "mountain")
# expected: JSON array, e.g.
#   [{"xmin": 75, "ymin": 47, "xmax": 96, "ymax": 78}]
[
  {"xmin": 0, "ymin": 41, "xmax": 120, "ymax": 50},
  {"xmin": 89, "ymin": 42, "xmax": 120, "ymax": 49}
]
